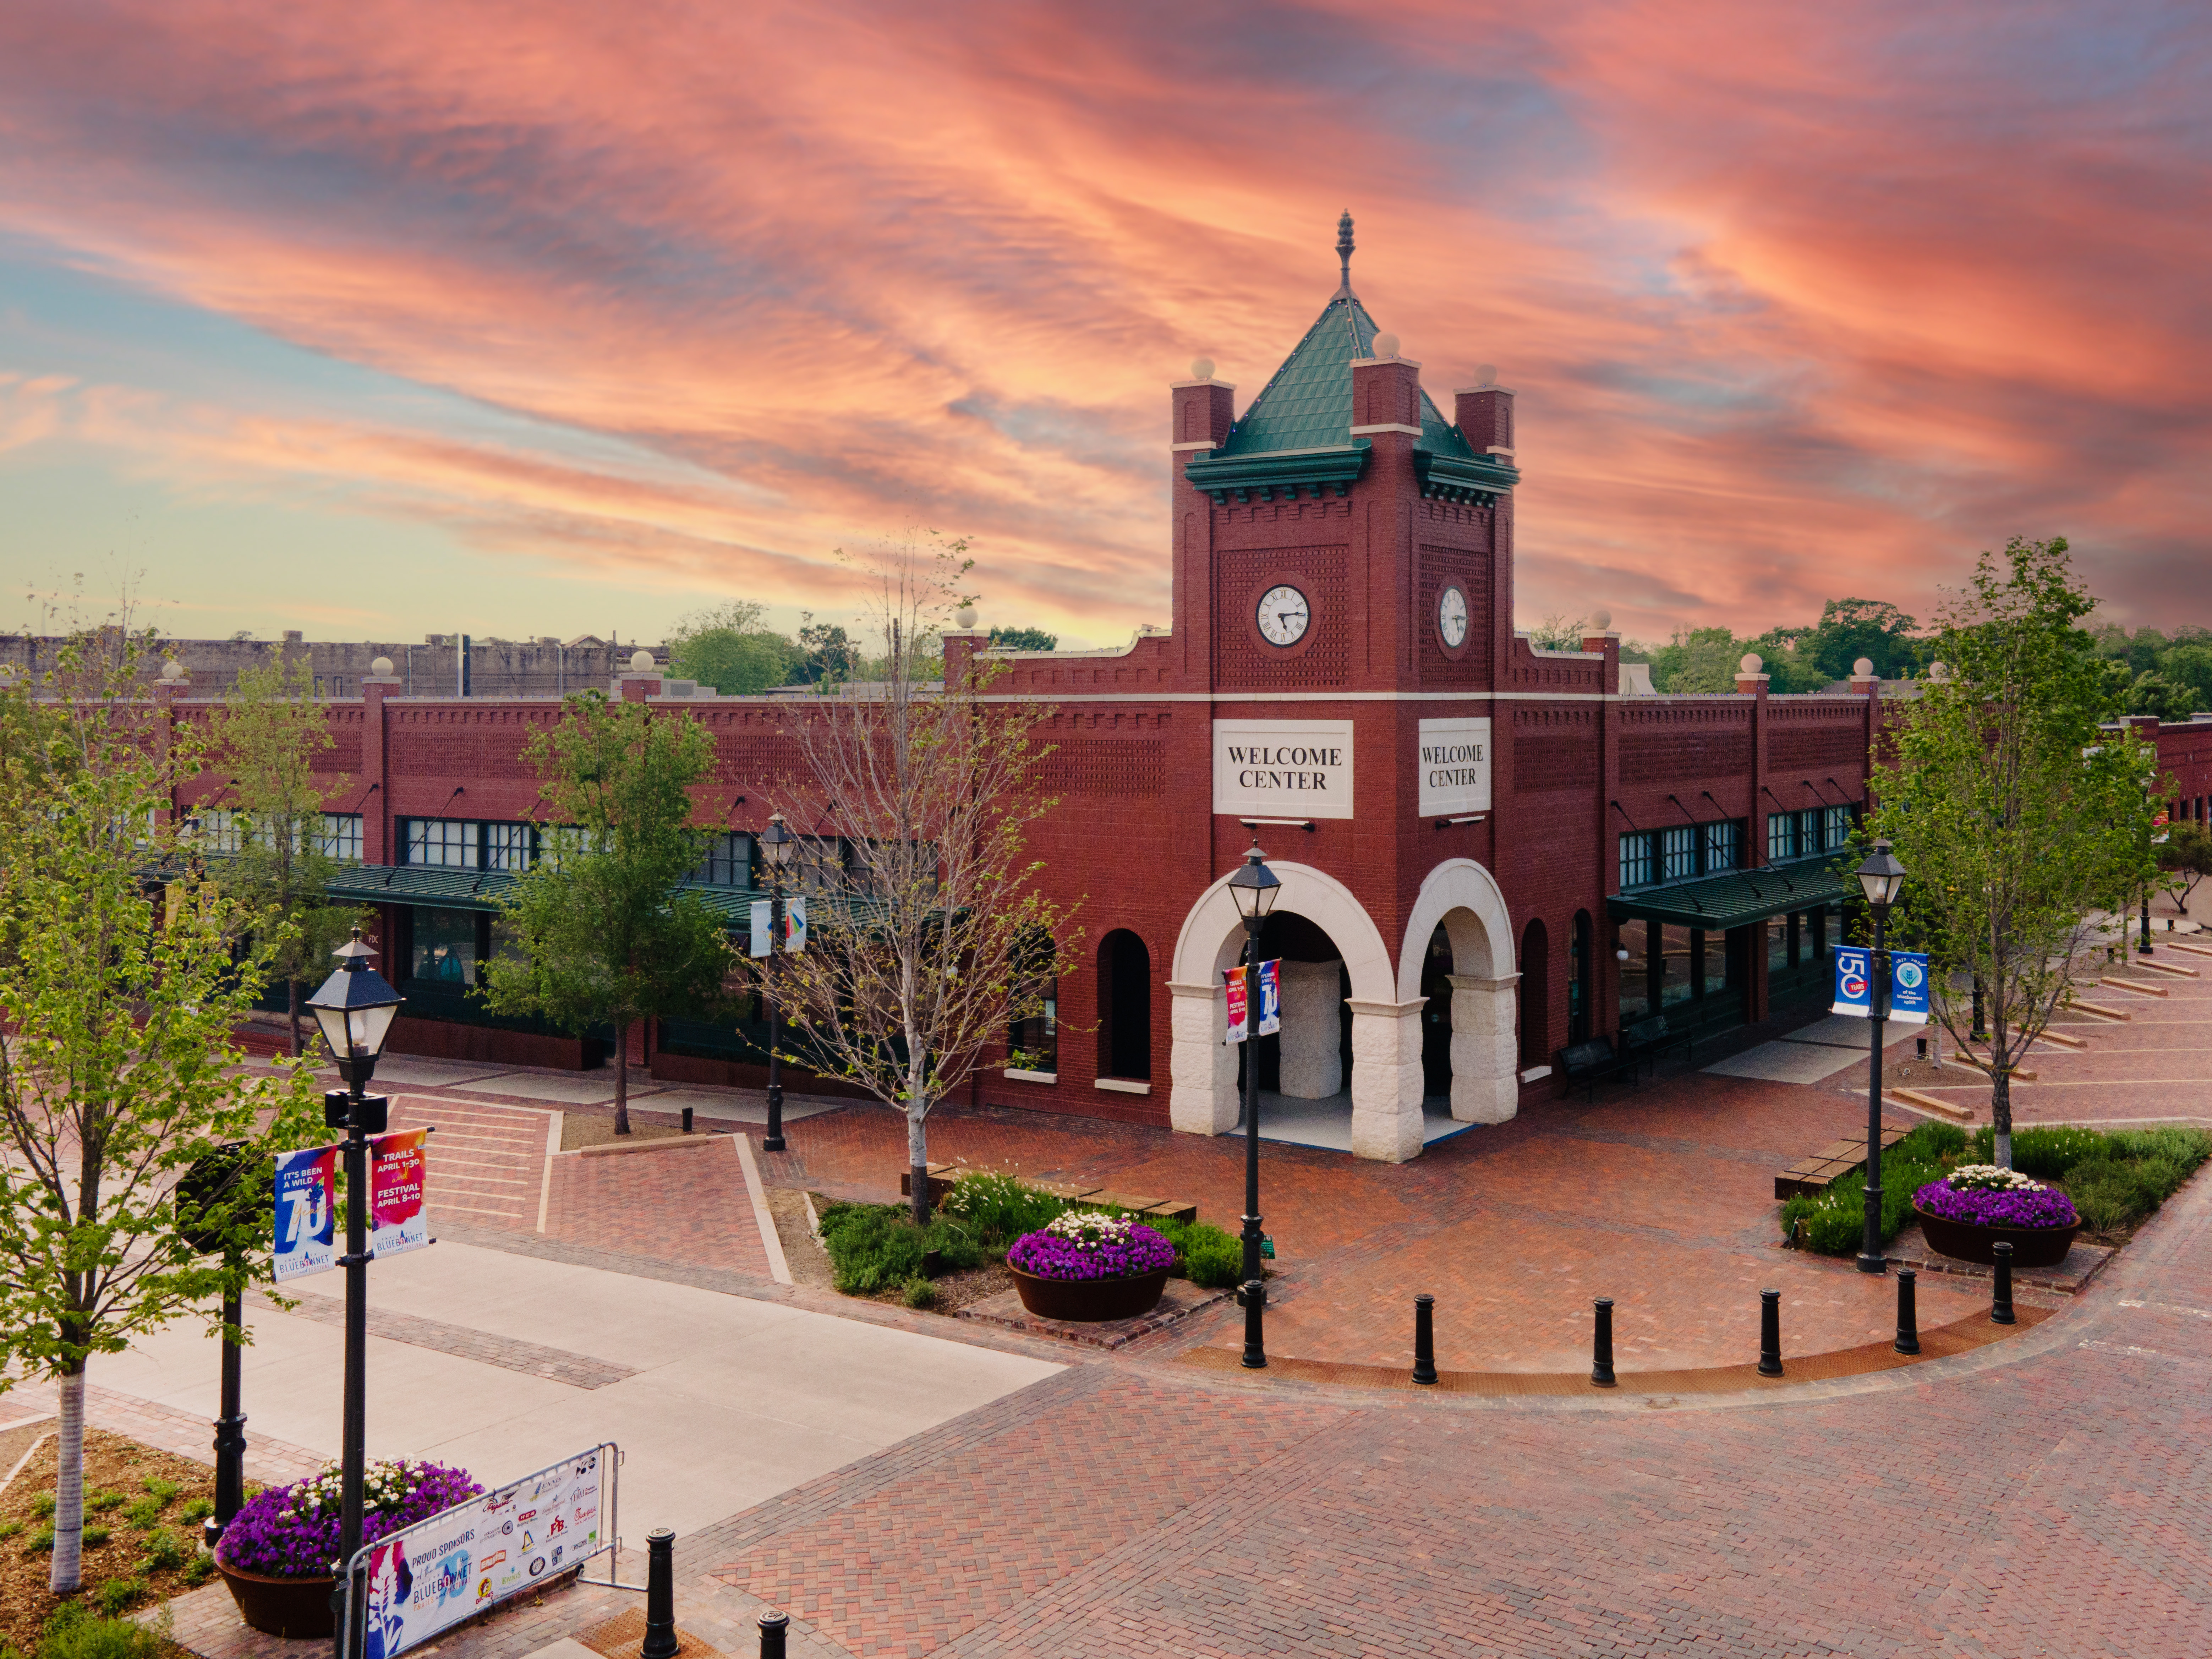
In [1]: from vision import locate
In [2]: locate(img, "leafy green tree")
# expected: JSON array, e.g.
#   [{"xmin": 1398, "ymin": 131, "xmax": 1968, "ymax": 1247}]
[
  {"xmin": 1524, "ymin": 613, "xmax": 1589, "ymax": 651},
  {"xmin": 0, "ymin": 626, "xmax": 317, "ymax": 1593},
  {"xmin": 1803, "ymin": 597, "xmax": 1921, "ymax": 680},
  {"xmin": 2159, "ymin": 644, "xmax": 2212, "ymax": 712},
  {"xmin": 1658, "ymin": 626, "xmax": 1745, "ymax": 693},
  {"xmin": 2126, "ymin": 670, "xmax": 2195, "ymax": 725},
  {"xmin": 2160, "ymin": 821, "xmax": 2212, "ymax": 915},
  {"xmin": 212, "ymin": 654, "xmax": 362, "ymax": 1055},
  {"xmin": 478, "ymin": 692, "xmax": 730, "ymax": 1133},
  {"xmin": 668, "ymin": 600, "xmax": 801, "ymax": 695},
  {"xmin": 987, "ymin": 625, "xmax": 1058, "ymax": 652},
  {"xmin": 756, "ymin": 533, "xmax": 1078, "ymax": 1225},
  {"xmin": 794, "ymin": 617, "xmax": 861, "ymax": 685},
  {"xmin": 1869, "ymin": 537, "xmax": 2160, "ymax": 1167}
]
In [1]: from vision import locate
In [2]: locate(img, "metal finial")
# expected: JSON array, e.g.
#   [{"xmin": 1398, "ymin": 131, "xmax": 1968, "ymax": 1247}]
[{"xmin": 1336, "ymin": 211, "xmax": 1355, "ymax": 296}]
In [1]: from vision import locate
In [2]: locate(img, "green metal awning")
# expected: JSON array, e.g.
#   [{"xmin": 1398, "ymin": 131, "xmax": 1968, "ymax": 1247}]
[
  {"xmin": 1606, "ymin": 862, "xmax": 1855, "ymax": 931},
  {"xmin": 325, "ymin": 863, "xmax": 522, "ymax": 913}
]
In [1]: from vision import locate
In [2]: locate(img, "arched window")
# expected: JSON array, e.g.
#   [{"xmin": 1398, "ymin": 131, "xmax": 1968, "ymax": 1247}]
[
  {"xmin": 1096, "ymin": 930, "xmax": 1152, "ymax": 1080},
  {"xmin": 1570, "ymin": 910, "xmax": 1593, "ymax": 1045},
  {"xmin": 1519, "ymin": 917, "xmax": 1551, "ymax": 1070},
  {"xmin": 1007, "ymin": 927, "xmax": 1059, "ymax": 1078}
]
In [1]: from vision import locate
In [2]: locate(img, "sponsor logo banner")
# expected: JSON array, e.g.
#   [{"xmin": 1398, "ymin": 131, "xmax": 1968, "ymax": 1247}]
[
  {"xmin": 1416, "ymin": 718, "xmax": 1491, "ymax": 818},
  {"xmin": 369, "ymin": 1130, "xmax": 430, "ymax": 1260},
  {"xmin": 1223, "ymin": 960, "xmax": 1281, "ymax": 1044},
  {"xmin": 272, "ymin": 1146, "xmax": 338, "ymax": 1283},
  {"xmin": 1889, "ymin": 951, "xmax": 1931, "ymax": 1025},
  {"xmin": 1211, "ymin": 720, "xmax": 1354, "ymax": 821},
  {"xmin": 1832, "ymin": 947, "xmax": 1933, "ymax": 1025}
]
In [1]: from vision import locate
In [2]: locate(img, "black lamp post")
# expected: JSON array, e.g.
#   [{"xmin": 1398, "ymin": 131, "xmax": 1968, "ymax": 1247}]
[
  {"xmin": 1854, "ymin": 841, "xmax": 1906, "ymax": 1275},
  {"xmin": 759, "ymin": 814, "xmax": 796, "ymax": 1153},
  {"xmin": 1226, "ymin": 843, "xmax": 1281, "ymax": 1370},
  {"xmin": 176, "ymin": 1143, "xmax": 251, "ymax": 1550},
  {"xmin": 304, "ymin": 929, "xmax": 403, "ymax": 1659}
]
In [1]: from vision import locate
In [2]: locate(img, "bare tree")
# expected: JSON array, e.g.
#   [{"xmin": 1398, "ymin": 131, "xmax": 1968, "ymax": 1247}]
[{"xmin": 754, "ymin": 535, "xmax": 1078, "ymax": 1224}]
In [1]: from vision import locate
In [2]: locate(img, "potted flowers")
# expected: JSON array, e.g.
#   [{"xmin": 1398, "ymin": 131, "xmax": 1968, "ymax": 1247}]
[
  {"xmin": 1006, "ymin": 1210, "xmax": 1176, "ymax": 1321},
  {"xmin": 1913, "ymin": 1165, "xmax": 2081, "ymax": 1269},
  {"xmin": 213, "ymin": 1458, "xmax": 481, "ymax": 1637}
]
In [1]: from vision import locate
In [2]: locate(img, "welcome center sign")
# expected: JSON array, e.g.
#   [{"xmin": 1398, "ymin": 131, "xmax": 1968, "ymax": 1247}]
[{"xmin": 1212, "ymin": 721, "xmax": 1354, "ymax": 820}]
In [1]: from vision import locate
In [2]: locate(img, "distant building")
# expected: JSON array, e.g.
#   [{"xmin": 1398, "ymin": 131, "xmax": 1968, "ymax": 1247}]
[{"xmin": 0, "ymin": 630, "xmax": 653, "ymax": 699}]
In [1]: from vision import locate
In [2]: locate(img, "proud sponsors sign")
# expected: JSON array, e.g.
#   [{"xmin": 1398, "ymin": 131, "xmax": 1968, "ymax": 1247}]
[
  {"xmin": 1211, "ymin": 721, "xmax": 1355, "ymax": 821},
  {"xmin": 350, "ymin": 1446, "xmax": 609, "ymax": 1659},
  {"xmin": 1416, "ymin": 718, "xmax": 1490, "ymax": 817}
]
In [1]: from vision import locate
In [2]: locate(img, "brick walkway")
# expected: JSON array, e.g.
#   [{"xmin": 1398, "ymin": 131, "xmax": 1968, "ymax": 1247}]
[{"xmin": 547, "ymin": 1136, "xmax": 773, "ymax": 1277}]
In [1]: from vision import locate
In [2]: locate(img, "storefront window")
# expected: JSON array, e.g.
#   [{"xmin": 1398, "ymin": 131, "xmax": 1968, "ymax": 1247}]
[
  {"xmin": 411, "ymin": 907, "xmax": 479, "ymax": 985},
  {"xmin": 1768, "ymin": 916, "xmax": 1790, "ymax": 973},
  {"xmin": 1617, "ymin": 919, "xmax": 1652, "ymax": 1023},
  {"xmin": 1658, "ymin": 924, "xmax": 1693, "ymax": 1007},
  {"xmin": 1703, "ymin": 929, "xmax": 1730, "ymax": 998}
]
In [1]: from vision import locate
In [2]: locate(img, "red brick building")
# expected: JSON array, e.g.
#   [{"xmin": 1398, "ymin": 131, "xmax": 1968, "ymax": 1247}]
[{"xmin": 155, "ymin": 225, "xmax": 2212, "ymax": 1160}]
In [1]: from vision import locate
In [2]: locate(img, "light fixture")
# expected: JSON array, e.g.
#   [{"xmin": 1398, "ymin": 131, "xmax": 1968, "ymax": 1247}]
[
  {"xmin": 1855, "ymin": 840, "xmax": 1907, "ymax": 910},
  {"xmin": 305, "ymin": 929, "xmax": 404, "ymax": 1068},
  {"xmin": 759, "ymin": 813, "xmax": 796, "ymax": 871},
  {"xmin": 1226, "ymin": 843, "xmax": 1281, "ymax": 920}
]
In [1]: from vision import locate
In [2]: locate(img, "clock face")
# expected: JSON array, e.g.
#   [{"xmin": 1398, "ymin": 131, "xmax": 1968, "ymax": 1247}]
[
  {"xmin": 1256, "ymin": 584, "xmax": 1310, "ymax": 646},
  {"xmin": 1438, "ymin": 585, "xmax": 1470, "ymax": 648}
]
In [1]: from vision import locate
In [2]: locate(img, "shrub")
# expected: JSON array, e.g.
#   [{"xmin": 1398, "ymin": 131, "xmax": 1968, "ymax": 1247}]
[
  {"xmin": 1780, "ymin": 1142, "xmax": 1952, "ymax": 1256},
  {"xmin": 26, "ymin": 1526, "xmax": 54, "ymax": 1553},
  {"xmin": 2064, "ymin": 1159, "xmax": 2156, "ymax": 1234},
  {"xmin": 85, "ymin": 1491, "xmax": 124, "ymax": 1514},
  {"xmin": 217, "ymin": 1459, "xmax": 480, "ymax": 1579},
  {"xmin": 2104, "ymin": 1123, "xmax": 2212, "ymax": 1175},
  {"xmin": 182, "ymin": 1551, "xmax": 213, "ymax": 1586},
  {"xmin": 902, "ymin": 1277, "xmax": 940, "ymax": 1310},
  {"xmin": 0, "ymin": 1521, "xmax": 21, "ymax": 1540},
  {"xmin": 121, "ymin": 1496, "xmax": 162, "ymax": 1531},
  {"xmin": 818, "ymin": 1204, "xmax": 982, "ymax": 1295},
  {"xmin": 1150, "ymin": 1216, "xmax": 1244, "ymax": 1288},
  {"xmin": 91, "ymin": 1578, "xmax": 146, "ymax": 1618},
  {"xmin": 38, "ymin": 1603, "xmax": 165, "ymax": 1659},
  {"xmin": 141, "ymin": 1527, "xmax": 188, "ymax": 1571},
  {"xmin": 178, "ymin": 1497, "xmax": 213, "ymax": 1526},
  {"xmin": 938, "ymin": 1170, "xmax": 1067, "ymax": 1247},
  {"xmin": 1008, "ymin": 1212, "xmax": 1175, "ymax": 1282},
  {"xmin": 31, "ymin": 1493, "xmax": 55, "ymax": 1518},
  {"xmin": 82, "ymin": 1526, "xmax": 110, "ymax": 1549},
  {"xmin": 1969, "ymin": 1123, "xmax": 2109, "ymax": 1179},
  {"xmin": 139, "ymin": 1478, "xmax": 180, "ymax": 1504}
]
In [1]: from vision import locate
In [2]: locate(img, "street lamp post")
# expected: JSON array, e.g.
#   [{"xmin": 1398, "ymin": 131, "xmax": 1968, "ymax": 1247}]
[
  {"xmin": 304, "ymin": 930, "xmax": 404, "ymax": 1659},
  {"xmin": 1226, "ymin": 844, "xmax": 1281, "ymax": 1370},
  {"xmin": 1854, "ymin": 841, "xmax": 1907, "ymax": 1275},
  {"xmin": 176, "ymin": 1143, "xmax": 250, "ymax": 1549},
  {"xmin": 758, "ymin": 815, "xmax": 798, "ymax": 1152}
]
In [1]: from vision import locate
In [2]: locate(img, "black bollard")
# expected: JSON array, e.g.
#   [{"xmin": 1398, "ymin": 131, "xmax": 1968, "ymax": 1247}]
[
  {"xmin": 1991, "ymin": 1242, "xmax": 2016, "ymax": 1326},
  {"xmin": 642, "ymin": 1529, "xmax": 679, "ymax": 1659},
  {"xmin": 682, "ymin": 1106, "xmax": 694, "ymax": 1134},
  {"xmin": 1412, "ymin": 1294, "xmax": 1438, "ymax": 1385},
  {"xmin": 757, "ymin": 1612, "xmax": 789, "ymax": 1659},
  {"xmin": 1894, "ymin": 1269, "xmax": 1920, "ymax": 1355},
  {"xmin": 1758, "ymin": 1289, "xmax": 1784, "ymax": 1376},
  {"xmin": 1591, "ymin": 1297, "xmax": 1616, "ymax": 1387}
]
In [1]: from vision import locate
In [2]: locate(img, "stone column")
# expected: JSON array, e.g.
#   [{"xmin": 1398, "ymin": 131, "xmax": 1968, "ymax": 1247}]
[
  {"xmin": 1167, "ymin": 980, "xmax": 1238, "ymax": 1134},
  {"xmin": 1448, "ymin": 973, "xmax": 1521, "ymax": 1123},
  {"xmin": 1346, "ymin": 997, "xmax": 1428, "ymax": 1162},
  {"xmin": 1276, "ymin": 960, "xmax": 1343, "ymax": 1099}
]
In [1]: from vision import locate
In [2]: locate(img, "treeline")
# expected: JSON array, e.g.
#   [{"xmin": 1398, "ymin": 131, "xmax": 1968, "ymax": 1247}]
[
  {"xmin": 1607, "ymin": 598, "xmax": 1928, "ymax": 694},
  {"xmin": 666, "ymin": 601, "xmax": 1057, "ymax": 694},
  {"xmin": 2090, "ymin": 626, "xmax": 2212, "ymax": 723}
]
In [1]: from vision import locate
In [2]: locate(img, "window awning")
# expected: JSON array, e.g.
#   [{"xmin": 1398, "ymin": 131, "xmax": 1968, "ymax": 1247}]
[{"xmin": 1606, "ymin": 862, "xmax": 1855, "ymax": 931}]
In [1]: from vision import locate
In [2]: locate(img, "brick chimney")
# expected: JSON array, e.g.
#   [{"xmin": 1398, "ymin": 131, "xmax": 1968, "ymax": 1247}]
[
  {"xmin": 1734, "ymin": 652, "xmax": 1770, "ymax": 697},
  {"xmin": 1581, "ymin": 608, "xmax": 1620, "ymax": 695},
  {"xmin": 617, "ymin": 649, "xmax": 663, "ymax": 702},
  {"xmin": 1351, "ymin": 335, "xmax": 1423, "ymax": 445},
  {"xmin": 943, "ymin": 609, "xmax": 990, "ymax": 690},
  {"xmin": 1454, "ymin": 368, "xmax": 1515, "ymax": 468}
]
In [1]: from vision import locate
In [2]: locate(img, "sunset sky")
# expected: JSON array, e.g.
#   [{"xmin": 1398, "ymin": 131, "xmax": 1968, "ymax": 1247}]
[{"xmin": 2, "ymin": 1, "xmax": 2206, "ymax": 650}]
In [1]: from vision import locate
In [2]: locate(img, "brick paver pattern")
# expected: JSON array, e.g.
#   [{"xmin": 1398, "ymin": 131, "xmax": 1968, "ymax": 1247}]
[{"xmin": 271, "ymin": 1291, "xmax": 639, "ymax": 1389}]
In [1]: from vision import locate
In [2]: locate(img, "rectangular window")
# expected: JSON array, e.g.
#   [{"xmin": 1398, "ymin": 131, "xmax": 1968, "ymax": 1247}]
[
  {"xmin": 195, "ymin": 808, "xmax": 246, "ymax": 853},
  {"xmin": 318, "ymin": 814, "xmax": 363, "ymax": 862},
  {"xmin": 691, "ymin": 831, "xmax": 754, "ymax": 888},
  {"xmin": 1767, "ymin": 812, "xmax": 1795, "ymax": 863},
  {"xmin": 1618, "ymin": 832, "xmax": 1655, "ymax": 890},
  {"xmin": 406, "ymin": 819, "xmax": 477, "ymax": 868},
  {"xmin": 483, "ymin": 823, "xmax": 535, "ymax": 871},
  {"xmin": 1617, "ymin": 919, "xmax": 1652, "ymax": 1023},
  {"xmin": 1824, "ymin": 804, "xmax": 1853, "ymax": 851},
  {"xmin": 1660, "ymin": 825, "xmax": 1698, "ymax": 883},
  {"xmin": 410, "ymin": 907, "xmax": 479, "ymax": 985},
  {"xmin": 1658, "ymin": 924, "xmax": 1694, "ymax": 1007},
  {"xmin": 1703, "ymin": 820, "xmax": 1741, "ymax": 874},
  {"xmin": 1798, "ymin": 809, "xmax": 1821, "ymax": 856}
]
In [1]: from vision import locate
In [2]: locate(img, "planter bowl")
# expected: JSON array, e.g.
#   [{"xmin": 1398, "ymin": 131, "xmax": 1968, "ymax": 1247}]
[
  {"xmin": 1912, "ymin": 1204, "xmax": 2080, "ymax": 1270},
  {"xmin": 213, "ymin": 1555, "xmax": 337, "ymax": 1638},
  {"xmin": 1007, "ymin": 1263, "xmax": 1169, "ymax": 1322}
]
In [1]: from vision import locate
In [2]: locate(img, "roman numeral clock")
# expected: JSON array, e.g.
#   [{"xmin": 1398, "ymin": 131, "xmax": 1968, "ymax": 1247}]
[{"xmin": 1256, "ymin": 584, "xmax": 1309, "ymax": 646}]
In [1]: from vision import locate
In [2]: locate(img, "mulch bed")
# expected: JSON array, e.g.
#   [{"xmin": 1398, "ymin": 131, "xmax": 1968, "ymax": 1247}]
[{"xmin": 0, "ymin": 1427, "xmax": 252, "ymax": 1652}]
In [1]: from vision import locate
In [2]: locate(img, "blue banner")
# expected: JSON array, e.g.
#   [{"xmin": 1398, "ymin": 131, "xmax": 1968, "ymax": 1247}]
[
  {"xmin": 1889, "ymin": 951, "xmax": 1931, "ymax": 1025},
  {"xmin": 273, "ymin": 1144, "xmax": 337, "ymax": 1283},
  {"xmin": 1831, "ymin": 947, "xmax": 1872, "ymax": 1018}
]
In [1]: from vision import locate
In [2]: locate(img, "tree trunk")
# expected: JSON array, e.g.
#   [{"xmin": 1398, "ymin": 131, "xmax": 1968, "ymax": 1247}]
[
  {"xmin": 1991, "ymin": 1067, "xmax": 2013, "ymax": 1169},
  {"xmin": 288, "ymin": 976, "xmax": 302, "ymax": 1058},
  {"xmin": 49, "ymin": 1363, "xmax": 85, "ymax": 1593},
  {"xmin": 908, "ymin": 1106, "xmax": 929, "ymax": 1227},
  {"xmin": 613, "ymin": 1020, "xmax": 631, "ymax": 1135}
]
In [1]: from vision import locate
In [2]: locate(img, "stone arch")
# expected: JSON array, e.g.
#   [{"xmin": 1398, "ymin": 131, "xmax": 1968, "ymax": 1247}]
[
  {"xmin": 1167, "ymin": 861, "xmax": 1420, "ymax": 1160},
  {"xmin": 1398, "ymin": 859, "xmax": 1520, "ymax": 1126}
]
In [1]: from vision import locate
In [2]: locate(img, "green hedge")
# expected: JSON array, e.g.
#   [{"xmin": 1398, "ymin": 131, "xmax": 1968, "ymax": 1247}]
[{"xmin": 1778, "ymin": 1121, "xmax": 1966, "ymax": 1256}]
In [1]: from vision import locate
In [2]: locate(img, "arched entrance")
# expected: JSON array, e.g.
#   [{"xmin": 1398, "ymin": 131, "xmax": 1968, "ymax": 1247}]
[
  {"xmin": 1397, "ymin": 859, "xmax": 1520, "ymax": 1126},
  {"xmin": 1168, "ymin": 860, "xmax": 1419, "ymax": 1161}
]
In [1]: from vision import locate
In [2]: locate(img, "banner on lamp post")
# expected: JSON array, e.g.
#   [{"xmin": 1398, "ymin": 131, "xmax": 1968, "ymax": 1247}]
[
  {"xmin": 272, "ymin": 1145, "xmax": 337, "ymax": 1283},
  {"xmin": 369, "ymin": 1130, "xmax": 431, "ymax": 1260},
  {"xmin": 1831, "ymin": 946, "xmax": 1932, "ymax": 1024},
  {"xmin": 1888, "ymin": 952, "xmax": 1931, "ymax": 1025},
  {"xmin": 747, "ymin": 897, "xmax": 807, "ymax": 959},
  {"xmin": 1223, "ymin": 959, "xmax": 1281, "ymax": 1044}
]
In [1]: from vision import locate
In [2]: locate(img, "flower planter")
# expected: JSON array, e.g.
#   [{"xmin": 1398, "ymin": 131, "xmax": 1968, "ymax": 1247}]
[
  {"xmin": 1913, "ymin": 1205, "xmax": 2079, "ymax": 1269},
  {"xmin": 213, "ymin": 1555, "xmax": 337, "ymax": 1638},
  {"xmin": 1008, "ymin": 1263, "xmax": 1170, "ymax": 1322}
]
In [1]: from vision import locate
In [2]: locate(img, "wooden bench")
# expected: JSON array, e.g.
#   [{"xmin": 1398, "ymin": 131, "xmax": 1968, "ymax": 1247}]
[{"xmin": 1774, "ymin": 1126, "xmax": 1910, "ymax": 1200}]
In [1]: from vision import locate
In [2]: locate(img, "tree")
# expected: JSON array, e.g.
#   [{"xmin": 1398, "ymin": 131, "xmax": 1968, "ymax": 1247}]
[
  {"xmin": 478, "ymin": 692, "xmax": 730, "ymax": 1133},
  {"xmin": 2125, "ymin": 670, "xmax": 2194, "ymax": 725},
  {"xmin": 1657, "ymin": 626, "xmax": 1745, "ymax": 693},
  {"xmin": 669, "ymin": 600, "xmax": 801, "ymax": 695},
  {"xmin": 988, "ymin": 626, "xmax": 1058, "ymax": 652},
  {"xmin": 213, "ymin": 653, "xmax": 361, "ymax": 1055},
  {"xmin": 794, "ymin": 618, "xmax": 861, "ymax": 685},
  {"xmin": 1524, "ymin": 613, "xmax": 1588, "ymax": 651},
  {"xmin": 0, "ymin": 625, "xmax": 317, "ymax": 1593},
  {"xmin": 1869, "ymin": 537, "xmax": 2159, "ymax": 1167},
  {"xmin": 2159, "ymin": 822, "xmax": 2212, "ymax": 915},
  {"xmin": 1804, "ymin": 597, "xmax": 1920, "ymax": 681},
  {"xmin": 755, "ymin": 533, "xmax": 1078, "ymax": 1225}
]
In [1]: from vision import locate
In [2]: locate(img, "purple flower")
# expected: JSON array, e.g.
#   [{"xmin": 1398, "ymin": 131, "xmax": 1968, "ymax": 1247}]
[
  {"xmin": 1008, "ymin": 1214, "xmax": 1174, "ymax": 1282},
  {"xmin": 216, "ymin": 1460, "xmax": 481, "ymax": 1579},
  {"xmin": 1915, "ymin": 1179, "xmax": 2078, "ymax": 1230}
]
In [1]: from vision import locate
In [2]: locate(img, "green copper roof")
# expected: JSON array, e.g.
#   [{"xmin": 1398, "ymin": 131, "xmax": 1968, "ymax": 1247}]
[
  {"xmin": 1606, "ymin": 862, "xmax": 1855, "ymax": 931},
  {"xmin": 1211, "ymin": 294, "xmax": 1472, "ymax": 462}
]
